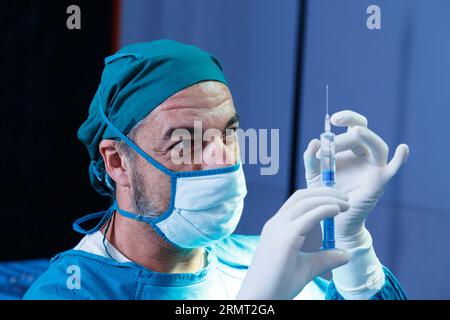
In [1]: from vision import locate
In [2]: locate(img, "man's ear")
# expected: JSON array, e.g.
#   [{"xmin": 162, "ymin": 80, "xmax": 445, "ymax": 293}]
[{"xmin": 99, "ymin": 140, "xmax": 132, "ymax": 188}]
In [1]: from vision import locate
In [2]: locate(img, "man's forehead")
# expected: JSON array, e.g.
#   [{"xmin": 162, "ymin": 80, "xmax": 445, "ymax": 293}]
[
  {"xmin": 158, "ymin": 81, "xmax": 232, "ymax": 111},
  {"xmin": 136, "ymin": 82, "xmax": 236, "ymax": 137},
  {"xmin": 144, "ymin": 82, "xmax": 233, "ymax": 121}
]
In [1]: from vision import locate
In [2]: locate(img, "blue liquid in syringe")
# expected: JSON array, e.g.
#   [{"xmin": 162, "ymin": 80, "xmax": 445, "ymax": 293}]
[{"xmin": 322, "ymin": 169, "xmax": 335, "ymax": 249}]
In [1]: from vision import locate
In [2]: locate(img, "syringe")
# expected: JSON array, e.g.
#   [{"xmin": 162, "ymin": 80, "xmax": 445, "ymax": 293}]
[{"xmin": 321, "ymin": 85, "xmax": 336, "ymax": 250}]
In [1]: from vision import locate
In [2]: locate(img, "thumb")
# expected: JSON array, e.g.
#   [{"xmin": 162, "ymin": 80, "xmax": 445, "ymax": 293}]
[
  {"xmin": 385, "ymin": 144, "xmax": 409, "ymax": 179},
  {"xmin": 306, "ymin": 249, "xmax": 349, "ymax": 279}
]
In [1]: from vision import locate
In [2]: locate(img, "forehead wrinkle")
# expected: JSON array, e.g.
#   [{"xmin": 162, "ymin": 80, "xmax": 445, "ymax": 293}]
[
  {"xmin": 155, "ymin": 92, "xmax": 233, "ymax": 121},
  {"xmin": 159, "ymin": 94, "xmax": 231, "ymax": 112},
  {"xmin": 157, "ymin": 81, "xmax": 232, "ymax": 111}
]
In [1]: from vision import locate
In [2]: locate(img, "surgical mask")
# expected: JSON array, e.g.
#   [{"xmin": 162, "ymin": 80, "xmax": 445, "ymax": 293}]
[
  {"xmin": 114, "ymin": 163, "xmax": 246, "ymax": 248},
  {"xmin": 73, "ymin": 95, "xmax": 247, "ymax": 249}
]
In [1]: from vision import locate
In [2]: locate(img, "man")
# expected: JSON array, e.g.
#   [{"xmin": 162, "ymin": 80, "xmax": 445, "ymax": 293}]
[{"xmin": 24, "ymin": 40, "xmax": 409, "ymax": 300}]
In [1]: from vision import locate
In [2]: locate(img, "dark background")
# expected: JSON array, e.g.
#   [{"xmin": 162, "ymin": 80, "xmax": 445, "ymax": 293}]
[{"xmin": 0, "ymin": 1, "xmax": 113, "ymax": 260}]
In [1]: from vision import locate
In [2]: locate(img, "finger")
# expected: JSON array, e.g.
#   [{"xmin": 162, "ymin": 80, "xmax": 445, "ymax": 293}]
[
  {"xmin": 280, "ymin": 187, "xmax": 349, "ymax": 212},
  {"xmin": 303, "ymin": 139, "xmax": 321, "ymax": 180},
  {"xmin": 292, "ymin": 204, "xmax": 343, "ymax": 235},
  {"xmin": 288, "ymin": 197, "xmax": 349, "ymax": 220},
  {"xmin": 316, "ymin": 128, "xmax": 368, "ymax": 157},
  {"xmin": 302, "ymin": 250, "xmax": 349, "ymax": 280},
  {"xmin": 355, "ymin": 126, "xmax": 389, "ymax": 165},
  {"xmin": 330, "ymin": 110, "xmax": 368, "ymax": 128},
  {"xmin": 385, "ymin": 144, "xmax": 409, "ymax": 179},
  {"xmin": 324, "ymin": 111, "xmax": 369, "ymax": 157}
]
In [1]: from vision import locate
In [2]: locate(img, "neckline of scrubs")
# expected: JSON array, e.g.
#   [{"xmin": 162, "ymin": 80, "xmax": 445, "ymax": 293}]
[{"xmin": 62, "ymin": 245, "xmax": 218, "ymax": 286}]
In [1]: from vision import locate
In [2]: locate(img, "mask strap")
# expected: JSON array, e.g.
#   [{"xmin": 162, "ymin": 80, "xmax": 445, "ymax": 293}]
[
  {"xmin": 102, "ymin": 211, "xmax": 115, "ymax": 260},
  {"xmin": 73, "ymin": 206, "xmax": 115, "ymax": 235},
  {"xmin": 111, "ymin": 200, "xmax": 181, "ymax": 249},
  {"xmin": 112, "ymin": 200, "xmax": 149, "ymax": 223},
  {"xmin": 97, "ymin": 91, "xmax": 174, "ymax": 177}
]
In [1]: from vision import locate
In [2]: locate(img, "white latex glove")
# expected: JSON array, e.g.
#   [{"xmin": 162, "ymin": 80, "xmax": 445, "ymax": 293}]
[
  {"xmin": 303, "ymin": 110, "xmax": 409, "ymax": 243},
  {"xmin": 303, "ymin": 110, "xmax": 409, "ymax": 299},
  {"xmin": 236, "ymin": 187, "xmax": 350, "ymax": 300}
]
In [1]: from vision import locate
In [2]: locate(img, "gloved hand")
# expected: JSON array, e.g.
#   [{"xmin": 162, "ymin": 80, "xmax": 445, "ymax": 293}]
[
  {"xmin": 303, "ymin": 110, "xmax": 409, "ymax": 299},
  {"xmin": 303, "ymin": 110, "xmax": 409, "ymax": 244},
  {"xmin": 236, "ymin": 187, "xmax": 350, "ymax": 300}
]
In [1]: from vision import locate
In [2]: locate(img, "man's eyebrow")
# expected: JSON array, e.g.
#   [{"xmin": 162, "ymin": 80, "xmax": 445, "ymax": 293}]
[
  {"xmin": 225, "ymin": 112, "xmax": 240, "ymax": 128},
  {"xmin": 162, "ymin": 113, "xmax": 240, "ymax": 141}
]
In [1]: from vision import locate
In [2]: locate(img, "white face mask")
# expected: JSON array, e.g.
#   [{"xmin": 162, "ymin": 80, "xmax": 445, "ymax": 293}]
[
  {"xmin": 97, "ymin": 103, "xmax": 247, "ymax": 249},
  {"xmin": 156, "ymin": 165, "xmax": 246, "ymax": 248},
  {"xmin": 115, "ymin": 163, "xmax": 247, "ymax": 248}
]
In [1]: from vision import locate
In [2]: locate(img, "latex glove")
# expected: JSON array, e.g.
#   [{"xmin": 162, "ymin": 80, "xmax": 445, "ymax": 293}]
[
  {"xmin": 303, "ymin": 110, "xmax": 409, "ymax": 243},
  {"xmin": 303, "ymin": 110, "xmax": 409, "ymax": 299},
  {"xmin": 236, "ymin": 187, "xmax": 350, "ymax": 300}
]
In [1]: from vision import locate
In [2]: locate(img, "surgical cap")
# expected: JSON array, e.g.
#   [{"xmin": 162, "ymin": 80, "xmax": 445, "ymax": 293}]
[{"xmin": 77, "ymin": 40, "xmax": 228, "ymax": 196}]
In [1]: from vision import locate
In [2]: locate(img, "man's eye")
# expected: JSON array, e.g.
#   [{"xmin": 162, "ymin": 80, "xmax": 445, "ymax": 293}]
[
  {"xmin": 167, "ymin": 140, "xmax": 183, "ymax": 150},
  {"xmin": 170, "ymin": 139, "xmax": 192, "ymax": 150}
]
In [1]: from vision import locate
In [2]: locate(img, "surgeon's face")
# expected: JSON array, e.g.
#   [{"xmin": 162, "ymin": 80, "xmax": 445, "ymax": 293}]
[{"xmin": 126, "ymin": 81, "xmax": 240, "ymax": 216}]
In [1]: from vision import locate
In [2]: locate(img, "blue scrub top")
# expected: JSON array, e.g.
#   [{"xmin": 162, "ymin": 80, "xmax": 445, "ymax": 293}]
[{"xmin": 23, "ymin": 234, "xmax": 406, "ymax": 300}]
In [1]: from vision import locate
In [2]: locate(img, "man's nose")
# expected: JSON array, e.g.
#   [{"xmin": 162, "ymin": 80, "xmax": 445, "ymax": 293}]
[{"xmin": 202, "ymin": 137, "xmax": 237, "ymax": 169}]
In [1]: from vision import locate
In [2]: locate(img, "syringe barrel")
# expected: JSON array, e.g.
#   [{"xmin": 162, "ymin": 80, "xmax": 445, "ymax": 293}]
[
  {"xmin": 320, "ymin": 131, "xmax": 336, "ymax": 182},
  {"xmin": 320, "ymin": 130, "xmax": 336, "ymax": 249}
]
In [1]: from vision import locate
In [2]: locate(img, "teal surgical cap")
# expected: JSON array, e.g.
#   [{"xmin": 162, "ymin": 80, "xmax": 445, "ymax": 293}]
[{"xmin": 77, "ymin": 39, "xmax": 228, "ymax": 196}]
